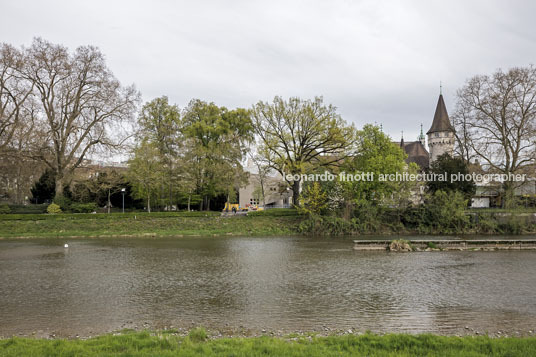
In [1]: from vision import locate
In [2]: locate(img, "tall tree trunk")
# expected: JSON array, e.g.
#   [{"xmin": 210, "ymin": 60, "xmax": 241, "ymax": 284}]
[
  {"xmin": 169, "ymin": 181, "xmax": 173, "ymax": 211},
  {"xmin": 107, "ymin": 189, "xmax": 111, "ymax": 214},
  {"xmin": 206, "ymin": 196, "xmax": 210, "ymax": 211},
  {"xmin": 147, "ymin": 195, "xmax": 151, "ymax": 213},
  {"xmin": 292, "ymin": 180, "xmax": 300, "ymax": 207},
  {"xmin": 502, "ymin": 181, "xmax": 515, "ymax": 209},
  {"xmin": 260, "ymin": 180, "xmax": 266, "ymax": 208},
  {"xmin": 55, "ymin": 175, "xmax": 64, "ymax": 198},
  {"xmin": 187, "ymin": 194, "xmax": 191, "ymax": 212}
]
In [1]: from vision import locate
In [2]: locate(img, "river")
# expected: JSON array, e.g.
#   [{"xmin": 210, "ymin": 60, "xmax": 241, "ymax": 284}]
[{"xmin": 1, "ymin": 235, "xmax": 535, "ymax": 337}]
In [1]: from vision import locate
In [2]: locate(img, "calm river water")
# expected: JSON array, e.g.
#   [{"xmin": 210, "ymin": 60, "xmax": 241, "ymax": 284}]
[{"xmin": 1, "ymin": 235, "xmax": 536, "ymax": 337}]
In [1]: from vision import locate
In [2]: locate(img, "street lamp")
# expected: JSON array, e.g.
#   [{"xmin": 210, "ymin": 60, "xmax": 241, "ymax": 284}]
[{"xmin": 121, "ymin": 188, "xmax": 126, "ymax": 213}]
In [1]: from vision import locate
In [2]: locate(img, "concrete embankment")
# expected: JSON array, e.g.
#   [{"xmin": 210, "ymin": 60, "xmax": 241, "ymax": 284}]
[{"xmin": 353, "ymin": 239, "xmax": 536, "ymax": 251}]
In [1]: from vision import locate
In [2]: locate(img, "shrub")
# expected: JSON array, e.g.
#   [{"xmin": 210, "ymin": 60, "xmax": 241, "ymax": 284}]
[
  {"xmin": 70, "ymin": 202, "xmax": 98, "ymax": 213},
  {"xmin": 53, "ymin": 195, "xmax": 72, "ymax": 211},
  {"xmin": 423, "ymin": 190, "xmax": 470, "ymax": 233},
  {"xmin": 475, "ymin": 214, "xmax": 499, "ymax": 233},
  {"xmin": 6, "ymin": 204, "xmax": 47, "ymax": 214},
  {"xmin": 298, "ymin": 214, "xmax": 357, "ymax": 235},
  {"xmin": 498, "ymin": 216, "xmax": 526, "ymax": 235},
  {"xmin": 47, "ymin": 203, "xmax": 62, "ymax": 214},
  {"xmin": 0, "ymin": 204, "xmax": 11, "ymax": 214},
  {"xmin": 299, "ymin": 182, "xmax": 329, "ymax": 215},
  {"xmin": 352, "ymin": 201, "xmax": 384, "ymax": 233}
]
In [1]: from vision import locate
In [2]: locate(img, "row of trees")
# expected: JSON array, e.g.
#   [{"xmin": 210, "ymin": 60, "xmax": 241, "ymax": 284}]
[
  {"xmin": 125, "ymin": 95, "xmax": 358, "ymax": 211},
  {"xmin": 1, "ymin": 38, "xmax": 535, "ymax": 211},
  {"xmin": 127, "ymin": 97, "xmax": 252, "ymax": 211}
]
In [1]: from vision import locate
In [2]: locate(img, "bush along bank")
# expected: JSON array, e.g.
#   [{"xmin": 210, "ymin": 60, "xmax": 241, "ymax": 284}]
[
  {"xmin": 298, "ymin": 191, "xmax": 536, "ymax": 236},
  {"xmin": 298, "ymin": 210, "xmax": 536, "ymax": 236}
]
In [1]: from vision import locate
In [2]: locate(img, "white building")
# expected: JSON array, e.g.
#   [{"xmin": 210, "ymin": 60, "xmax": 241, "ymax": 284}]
[{"xmin": 238, "ymin": 161, "xmax": 292, "ymax": 209}]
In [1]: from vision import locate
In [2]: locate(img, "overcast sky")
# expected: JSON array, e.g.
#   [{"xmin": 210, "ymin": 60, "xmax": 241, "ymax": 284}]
[{"xmin": 1, "ymin": 0, "xmax": 535, "ymax": 141}]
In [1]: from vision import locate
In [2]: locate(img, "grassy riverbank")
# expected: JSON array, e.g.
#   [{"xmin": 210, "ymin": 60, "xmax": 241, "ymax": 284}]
[
  {"xmin": 1, "ymin": 208, "xmax": 535, "ymax": 239},
  {"xmin": 1, "ymin": 330, "xmax": 535, "ymax": 356},
  {"xmin": 0, "ymin": 211, "xmax": 302, "ymax": 238}
]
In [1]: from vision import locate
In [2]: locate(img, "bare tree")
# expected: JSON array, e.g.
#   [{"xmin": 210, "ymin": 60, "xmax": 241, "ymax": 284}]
[
  {"xmin": 451, "ymin": 107, "xmax": 476, "ymax": 164},
  {"xmin": 0, "ymin": 44, "xmax": 33, "ymax": 152},
  {"xmin": 17, "ymin": 38, "xmax": 139, "ymax": 197},
  {"xmin": 453, "ymin": 65, "xmax": 536, "ymax": 207}
]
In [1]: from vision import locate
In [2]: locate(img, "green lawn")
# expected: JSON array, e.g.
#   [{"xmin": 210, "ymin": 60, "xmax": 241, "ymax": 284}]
[
  {"xmin": 1, "ymin": 330, "xmax": 535, "ymax": 356},
  {"xmin": 0, "ymin": 211, "xmax": 302, "ymax": 238}
]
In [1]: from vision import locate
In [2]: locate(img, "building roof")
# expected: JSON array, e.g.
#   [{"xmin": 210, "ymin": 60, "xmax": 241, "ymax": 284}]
[
  {"xmin": 427, "ymin": 94, "xmax": 455, "ymax": 134},
  {"xmin": 403, "ymin": 141, "xmax": 430, "ymax": 169}
]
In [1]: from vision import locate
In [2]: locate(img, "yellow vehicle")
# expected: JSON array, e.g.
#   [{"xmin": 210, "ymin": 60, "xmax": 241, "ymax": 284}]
[
  {"xmin": 223, "ymin": 203, "xmax": 263, "ymax": 212},
  {"xmin": 223, "ymin": 202, "xmax": 239, "ymax": 212},
  {"xmin": 223, "ymin": 203, "xmax": 248, "ymax": 212}
]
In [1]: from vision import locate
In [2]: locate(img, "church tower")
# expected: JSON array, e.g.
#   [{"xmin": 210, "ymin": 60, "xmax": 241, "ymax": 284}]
[{"xmin": 427, "ymin": 93, "xmax": 455, "ymax": 162}]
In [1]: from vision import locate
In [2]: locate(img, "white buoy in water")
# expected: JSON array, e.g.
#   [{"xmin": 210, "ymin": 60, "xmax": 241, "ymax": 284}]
[{"xmin": 64, "ymin": 243, "xmax": 69, "ymax": 248}]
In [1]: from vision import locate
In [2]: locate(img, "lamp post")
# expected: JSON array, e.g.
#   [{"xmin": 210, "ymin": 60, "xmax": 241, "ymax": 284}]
[{"xmin": 121, "ymin": 188, "xmax": 126, "ymax": 213}]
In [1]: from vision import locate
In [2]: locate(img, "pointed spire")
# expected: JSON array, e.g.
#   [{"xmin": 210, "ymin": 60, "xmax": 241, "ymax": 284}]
[
  {"xmin": 400, "ymin": 130, "xmax": 404, "ymax": 147},
  {"xmin": 427, "ymin": 93, "xmax": 455, "ymax": 134},
  {"xmin": 418, "ymin": 123, "xmax": 426, "ymax": 145}
]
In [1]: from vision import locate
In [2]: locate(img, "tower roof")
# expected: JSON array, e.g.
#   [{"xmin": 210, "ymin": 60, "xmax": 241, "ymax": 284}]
[{"xmin": 427, "ymin": 94, "xmax": 455, "ymax": 134}]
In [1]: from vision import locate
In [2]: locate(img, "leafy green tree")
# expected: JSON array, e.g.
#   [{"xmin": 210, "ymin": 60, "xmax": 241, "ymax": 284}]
[
  {"xmin": 252, "ymin": 96, "xmax": 355, "ymax": 206},
  {"xmin": 182, "ymin": 99, "xmax": 253, "ymax": 210},
  {"xmin": 338, "ymin": 124, "xmax": 420, "ymax": 227},
  {"xmin": 342, "ymin": 124, "xmax": 412, "ymax": 203},
  {"xmin": 427, "ymin": 153, "xmax": 476, "ymax": 201},
  {"xmin": 137, "ymin": 96, "xmax": 181, "ymax": 209},
  {"xmin": 126, "ymin": 140, "xmax": 163, "ymax": 213}
]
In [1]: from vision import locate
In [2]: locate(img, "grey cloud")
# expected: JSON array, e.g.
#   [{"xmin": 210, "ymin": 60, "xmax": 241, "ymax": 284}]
[{"xmin": 1, "ymin": 0, "xmax": 535, "ymax": 141}]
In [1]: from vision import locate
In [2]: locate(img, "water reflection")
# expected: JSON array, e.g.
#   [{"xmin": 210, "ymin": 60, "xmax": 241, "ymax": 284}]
[{"xmin": 0, "ymin": 236, "xmax": 535, "ymax": 336}]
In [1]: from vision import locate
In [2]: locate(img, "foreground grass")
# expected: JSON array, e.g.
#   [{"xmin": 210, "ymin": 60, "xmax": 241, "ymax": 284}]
[
  {"xmin": 0, "ymin": 212, "xmax": 302, "ymax": 238},
  {"xmin": 1, "ymin": 330, "xmax": 535, "ymax": 357}
]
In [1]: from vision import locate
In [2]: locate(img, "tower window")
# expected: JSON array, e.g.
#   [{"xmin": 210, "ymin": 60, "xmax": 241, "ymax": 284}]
[{"xmin": 435, "ymin": 133, "xmax": 439, "ymax": 137}]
